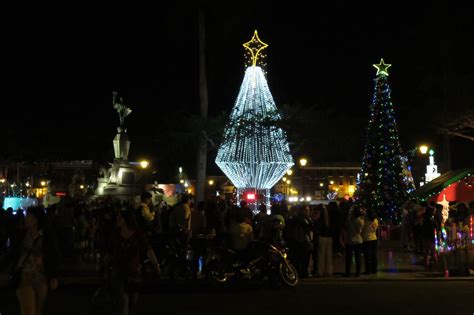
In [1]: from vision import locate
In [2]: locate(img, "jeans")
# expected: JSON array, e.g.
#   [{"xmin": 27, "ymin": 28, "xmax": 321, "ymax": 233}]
[
  {"xmin": 317, "ymin": 236, "xmax": 333, "ymax": 276},
  {"xmin": 363, "ymin": 240, "xmax": 378, "ymax": 273},
  {"xmin": 345, "ymin": 243, "xmax": 362, "ymax": 276}
]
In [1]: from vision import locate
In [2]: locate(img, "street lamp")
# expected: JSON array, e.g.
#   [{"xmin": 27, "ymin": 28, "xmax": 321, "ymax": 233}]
[
  {"xmin": 299, "ymin": 158, "xmax": 308, "ymax": 167},
  {"xmin": 286, "ymin": 169, "xmax": 293, "ymax": 176},
  {"xmin": 208, "ymin": 179, "xmax": 214, "ymax": 186},
  {"xmin": 140, "ymin": 160, "xmax": 149, "ymax": 169},
  {"xmin": 419, "ymin": 145, "xmax": 429, "ymax": 155},
  {"xmin": 299, "ymin": 158, "xmax": 308, "ymax": 197}
]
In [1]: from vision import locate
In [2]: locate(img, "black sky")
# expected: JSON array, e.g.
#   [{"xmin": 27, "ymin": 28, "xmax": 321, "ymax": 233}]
[{"xmin": 3, "ymin": 3, "xmax": 474, "ymax": 176}]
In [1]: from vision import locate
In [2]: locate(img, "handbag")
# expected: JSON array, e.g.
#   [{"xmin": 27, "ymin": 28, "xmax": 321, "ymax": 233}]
[{"xmin": 8, "ymin": 234, "xmax": 41, "ymax": 289}]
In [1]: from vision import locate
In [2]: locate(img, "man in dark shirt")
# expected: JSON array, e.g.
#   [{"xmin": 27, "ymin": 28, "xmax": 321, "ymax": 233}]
[{"xmin": 240, "ymin": 201, "xmax": 253, "ymax": 225}]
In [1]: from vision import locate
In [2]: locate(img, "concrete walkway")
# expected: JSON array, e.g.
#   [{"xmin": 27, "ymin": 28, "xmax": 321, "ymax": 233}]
[{"xmin": 307, "ymin": 240, "xmax": 474, "ymax": 281}]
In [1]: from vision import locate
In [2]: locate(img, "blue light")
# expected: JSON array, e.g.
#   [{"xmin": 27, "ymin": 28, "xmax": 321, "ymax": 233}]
[{"xmin": 3, "ymin": 197, "xmax": 38, "ymax": 214}]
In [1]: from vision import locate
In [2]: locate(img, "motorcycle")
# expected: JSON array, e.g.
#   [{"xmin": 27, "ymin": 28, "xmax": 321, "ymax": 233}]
[{"xmin": 205, "ymin": 241, "xmax": 299, "ymax": 288}]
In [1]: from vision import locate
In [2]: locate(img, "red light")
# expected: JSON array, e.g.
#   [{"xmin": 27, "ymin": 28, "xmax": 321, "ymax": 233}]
[
  {"xmin": 55, "ymin": 192, "xmax": 66, "ymax": 196},
  {"xmin": 246, "ymin": 193, "xmax": 256, "ymax": 201}
]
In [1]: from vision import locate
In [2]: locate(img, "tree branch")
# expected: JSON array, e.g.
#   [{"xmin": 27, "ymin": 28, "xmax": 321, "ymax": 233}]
[{"xmin": 446, "ymin": 130, "xmax": 474, "ymax": 141}]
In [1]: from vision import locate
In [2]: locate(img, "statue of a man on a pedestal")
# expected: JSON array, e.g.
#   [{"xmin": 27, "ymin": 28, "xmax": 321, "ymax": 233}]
[{"xmin": 113, "ymin": 91, "xmax": 132, "ymax": 132}]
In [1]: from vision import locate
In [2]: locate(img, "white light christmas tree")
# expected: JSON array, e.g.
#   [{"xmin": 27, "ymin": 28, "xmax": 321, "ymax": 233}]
[{"xmin": 216, "ymin": 31, "xmax": 294, "ymax": 206}]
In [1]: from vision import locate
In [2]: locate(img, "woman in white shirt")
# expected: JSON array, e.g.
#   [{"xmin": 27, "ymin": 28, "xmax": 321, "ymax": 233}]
[{"xmin": 362, "ymin": 209, "xmax": 379, "ymax": 274}]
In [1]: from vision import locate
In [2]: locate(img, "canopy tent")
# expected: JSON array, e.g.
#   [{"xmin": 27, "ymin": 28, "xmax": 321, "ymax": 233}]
[{"xmin": 409, "ymin": 168, "xmax": 474, "ymax": 203}]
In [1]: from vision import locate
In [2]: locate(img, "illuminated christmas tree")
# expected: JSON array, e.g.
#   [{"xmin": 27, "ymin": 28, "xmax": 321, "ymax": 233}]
[
  {"xmin": 357, "ymin": 59, "xmax": 409, "ymax": 222},
  {"xmin": 215, "ymin": 31, "xmax": 294, "ymax": 208}
]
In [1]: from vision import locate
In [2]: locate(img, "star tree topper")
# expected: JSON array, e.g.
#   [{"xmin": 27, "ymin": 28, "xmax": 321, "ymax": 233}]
[
  {"xmin": 243, "ymin": 30, "xmax": 268, "ymax": 67},
  {"xmin": 373, "ymin": 58, "xmax": 391, "ymax": 76}
]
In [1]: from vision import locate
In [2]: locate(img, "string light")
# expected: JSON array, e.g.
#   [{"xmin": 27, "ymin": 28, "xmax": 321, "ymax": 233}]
[
  {"xmin": 416, "ymin": 172, "xmax": 473, "ymax": 201},
  {"xmin": 470, "ymin": 215, "xmax": 473, "ymax": 245},
  {"xmin": 216, "ymin": 31, "xmax": 294, "ymax": 193}
]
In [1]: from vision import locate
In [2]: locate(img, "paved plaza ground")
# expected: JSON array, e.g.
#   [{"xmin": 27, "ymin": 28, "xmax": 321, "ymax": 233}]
[{"xmin": 1, "ymin": 241, "xmax": 473, "ymax": 314}]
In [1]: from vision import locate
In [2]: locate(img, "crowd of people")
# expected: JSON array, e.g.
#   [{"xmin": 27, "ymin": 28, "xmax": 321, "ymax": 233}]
[
  {"xmin": 401, "ymin": 199, "xmax": 474, "ymax": 268},
  {"xmin": 1, "ymin": 193, "xmax": 473, "ymax": 315}
]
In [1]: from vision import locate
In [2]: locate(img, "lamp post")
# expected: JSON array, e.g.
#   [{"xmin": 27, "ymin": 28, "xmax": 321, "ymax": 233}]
[
  {"xmin": 407, "ymin": 145, "xmax": 429, "ymax": 187},
  {"xmin": 299, "ymin": 158, "xmax": 308, "ymax": 197}
]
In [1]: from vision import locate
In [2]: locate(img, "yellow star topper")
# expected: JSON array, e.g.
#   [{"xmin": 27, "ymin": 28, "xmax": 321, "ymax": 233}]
[
  {"xmin": 373, "ymin": 58, "xmax": 391, "ymax": 76},
  {"xmin": 243, "ymin": 30, "xmax": 268, "ymax": 67}
]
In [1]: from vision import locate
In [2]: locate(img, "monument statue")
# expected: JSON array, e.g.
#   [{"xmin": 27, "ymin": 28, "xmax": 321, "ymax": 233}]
[
  {"xmin": 113, "ymin": 91, "xmax": 132, "ymax": 132},
  {"xmin": 112, "ymin": 92, "xmax": 132, "ymax": 160},
  {"xmin": 95, "ymin": 92, "xmax": 138, "ymax": 200}
]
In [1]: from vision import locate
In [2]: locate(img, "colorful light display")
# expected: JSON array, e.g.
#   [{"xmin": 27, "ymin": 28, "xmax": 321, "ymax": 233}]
[
  {"xmin": 216, "ymin": 31, "xmax": 294, "ymax": 197},
  {"xmin": 356, "ymin": 59, "xmax": 409, "ymax": 222}
]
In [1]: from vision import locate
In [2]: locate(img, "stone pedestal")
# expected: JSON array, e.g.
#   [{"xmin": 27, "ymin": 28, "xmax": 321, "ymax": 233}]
[
  {"xmin": 95, "ymin": 129, "xmax": 139, "ymax": 201},
  {"xmin": 113, "ymin": 131, "xmax": 130, "ymax": 160}
]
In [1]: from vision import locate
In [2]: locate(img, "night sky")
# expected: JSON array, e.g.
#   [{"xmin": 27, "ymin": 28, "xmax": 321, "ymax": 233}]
[{"xmin": 4, "ymin": 3, "xmax": 474, "ymax": 179}]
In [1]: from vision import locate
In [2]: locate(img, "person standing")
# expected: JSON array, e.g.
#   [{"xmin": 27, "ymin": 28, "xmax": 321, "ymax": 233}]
[
  {"xmin": 228, "ymin": 211, "xmax": 254, "ymax": 252},
  {"xmin": 342, "ymin": 206, "xmax": 364, "ymax": 277},
  {"xmin": 11, "ymin": 206, "xmax": 60, "ymax": 315},
  {"xmin": 253, "ymin": 203, "xmax": 268, "ymax": 237},
  {"xmin": 169, "ymin": 195, "xmax": 192, "ymax": 241},
  {"xmin": 286, "ymin": 206, "xmax": 313, "ymax": 278},
  {"xmin": 401, "ymin": 201, "xmax": 414, "ymax": 250},
  {"xmin": 362, "ymin": 209, "xmax": 378, "ymax": 274},
  {"xmin": 190, "ymin": 202, "xmax": 207, "ymax": 278},
  {"xmin": 109, "ymin": 210, "xmax": 160, "ymax": 315},
  {"xmin": 136, "ymin": 191, "xmax": 155, "ymax": 234},
  {"xmin": 315, "ymin": 205, "xmax": 333, "ymax": 277},
  {"xmin": 240, "ymin": 200, "xmax": 254, "ymax": 225},
  {"xmin": 421, "ymin": 207, "xmax": 438, "ymax": 269}
]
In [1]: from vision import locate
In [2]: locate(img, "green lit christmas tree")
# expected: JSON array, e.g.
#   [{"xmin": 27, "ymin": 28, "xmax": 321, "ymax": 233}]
[{"xmin": 357, "ymin": 59, "xmax": 409, "ymax": 222}]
